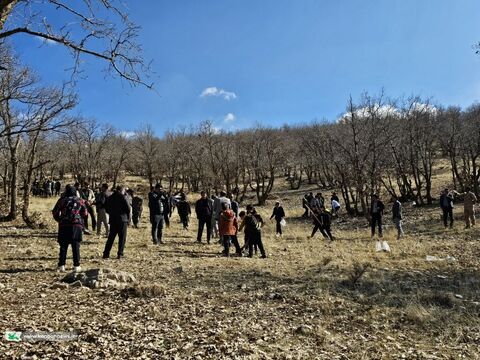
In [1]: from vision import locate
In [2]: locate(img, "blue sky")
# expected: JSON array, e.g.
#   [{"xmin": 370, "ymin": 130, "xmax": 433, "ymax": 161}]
[{"xmin": 9, "ymin": 0, "xmax": 480, "ymax": 135}]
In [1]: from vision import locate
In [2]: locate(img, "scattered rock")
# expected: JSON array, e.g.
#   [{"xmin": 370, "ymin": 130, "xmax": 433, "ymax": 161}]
[
  {"xmin": 0, "ymin": 283, "xmax": 5, "ymax": 289},
  {"xmin": 25, "ymin": 249, "xmax": 33, "ymax": 255},
  {"xmin": 40, "ymin": 293, "xmax": 47, "ymax": 298},
  {"xmin": 454, "ymin": 294, "xmax": 463, "ymax": 299},
  {"xmin": 60, "ymin": 268, "xmax": 136, "ymax": 289},
  {"xmin": 173, "ymin": 266, "xmax": 183, "ymax": 274},
  {"xmin": 16, "ymin": 288, "xmax": 25, "ymax": 293},
  {"xmin": 294, "ymin": 325, "xmax": 313, "ymax": 335}
]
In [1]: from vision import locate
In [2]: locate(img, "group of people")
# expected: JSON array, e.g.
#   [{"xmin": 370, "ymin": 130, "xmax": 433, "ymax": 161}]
[
  {"xmin": 51, "ymin": 179, "xmax": 478, "ymax": 271},
  {"xmin": 32, "ymin": 179, "xmax": 62, "ymax": 197},
  {"xmin": 51, "ymin": 184, "xmax": 280, "ymax": 271}
]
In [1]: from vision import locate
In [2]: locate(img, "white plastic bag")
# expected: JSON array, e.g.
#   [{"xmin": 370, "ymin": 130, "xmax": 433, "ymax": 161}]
[
  {"xmin": 381, "ymin": 241, "xmax": 391, "ymax": 252},
  {"xmin": 375, "ymin": 241, "xmax": 382, "ymax": 252},
  {"xmin": 280, "ymin": 218, "xmax": 287, "ymax": 227}
]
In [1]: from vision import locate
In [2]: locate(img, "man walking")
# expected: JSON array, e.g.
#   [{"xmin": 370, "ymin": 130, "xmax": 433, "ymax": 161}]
[
  {"xmin": 195, "ymin": 191, "xmax": 213, "ymax": 243},
  {"xmin": 149, "ymin": 184, "xmax": 167, "ymax": 244},
  {"xmin": 103, "ymin": 186, "xmax": 130, "ymax": 259},
  {"xmin": 270, "ymin": 201, "xmax": 285, "ymax": 237}
]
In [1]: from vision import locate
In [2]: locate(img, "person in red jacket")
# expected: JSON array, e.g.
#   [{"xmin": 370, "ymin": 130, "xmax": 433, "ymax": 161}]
[{"xmin": 218, "ymin": 203, "xmax": 242, "ymax": 257}]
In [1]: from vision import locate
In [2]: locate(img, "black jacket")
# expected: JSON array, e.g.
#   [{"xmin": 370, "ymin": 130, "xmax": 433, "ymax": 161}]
[
  {"xmin": 370, "ymin": 200, "xmax": 385, "ymax": 216},
  {"xmin": 195, "ymin": 198, "xmax": 213, "ymax": 219},
  {"xmin": 105, "ymin": 191, "xmax": 131, "ymax": 224},
  {"xmin": 177, "ymin": 200, "xmax": 191, "ymax": 217},
  {"xmin": 440, "ymin": 193, "xmax": 454, "ymax": 209},
  {"xmin": 392, "ymin": 200, "xmax": 402, "ymax": 220},
  {"xmin": 270, "ymin": 206, "xmax": 285, "ymax": 221},
  {"xmin": 148, "ymin": 191, "xmax": 168, "ymax": 216}
]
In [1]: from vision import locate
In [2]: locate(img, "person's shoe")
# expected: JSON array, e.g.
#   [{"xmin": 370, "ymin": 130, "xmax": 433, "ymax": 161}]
[
  {"xmin": 260, "ymin": 255, "xmax": 267, "ymax": 259},
  {"xmin": 117, "ymin": 255, "xmax": 124, "ymax": 260},
  {"xmin": 158, "ymin": 240, "xmax": 165, "ymax": 244},
  {"xmin": 102, "ymin": 255, "xmax": 109, "ymax": 259},
  {"xmin": 83, "ymin": 229, "xmax": 91, "ymax": 235},
  {"xmin": 73, "ymin": 266, "xmax": 81, "ymax": 272},
  {"xmin": 57, "ymin": 265, "xmax": 66, "ymax": 272},
  {"xmin": 236, "ymin": 252, "xmax": 243, "ymax": 257}
]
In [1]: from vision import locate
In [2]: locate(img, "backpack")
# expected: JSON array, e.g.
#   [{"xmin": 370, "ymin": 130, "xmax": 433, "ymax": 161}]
[{"xmin": 57, "ymin": 196, "xmax": 83, "ymax": 225}]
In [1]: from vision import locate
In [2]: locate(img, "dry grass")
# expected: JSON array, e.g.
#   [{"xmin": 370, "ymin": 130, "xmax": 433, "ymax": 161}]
[{"xmin": 0, "ymin": 180, "xmax": 479, "ymax": 359}]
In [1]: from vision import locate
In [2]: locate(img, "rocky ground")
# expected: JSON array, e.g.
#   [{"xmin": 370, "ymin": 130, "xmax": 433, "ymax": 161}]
[{"xmin": 0, "ymin": 193, "xmax": 479, "ymax": 359}]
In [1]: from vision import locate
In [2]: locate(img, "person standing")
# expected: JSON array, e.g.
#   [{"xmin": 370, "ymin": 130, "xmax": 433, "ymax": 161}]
[
  {"xmin": 218, "ymin": 203, "xmax": 242, "ymax": 257},
  {"xmin": 80, "ymin": 183, "xmax": 97, "ymax": 234},
  {"xmin": 195, "ymin": 191, "xmax": 213, "ymax": 244},
  {"xmin": 131, "ymin": 190, "xmax": 143, "ymax": 228},
  {"xmin": 210, "ymin": 195, "xmax": 219, "ymax": 239},
  {"xmin": 455, "ymin": 187, "xmax": 477, "ymax": 228},
  {"xmin": 95, "ymin": 183, "xmax": 110, "ymax": 237},
  {"xmin": 239, "ymin": 205, "xmax": 267, "ymax": 259},
  {"xmin": 270, "ymin": 201, "xmax": 285, "ymax": 237},
  {"xmin": 370, "ymin": 194, "xmax": 385, "ymax": 238},
  {"xmin": 440, "ymin": 188, "xmax": 454, "ymax": 229},
  {"xmin": 392, "ymin": 195, "xmax": 404, "ymax": 239},
  {"xmin": 229, "ymin": 193, "xmax": 239, "ymax": 218},
  {"xmin": 331, "ymin": 193, "xmax": 341, "ymax": 217},
  {"xmin": 177, "ymin": 193, "xmax": 191, "ymax": 230},
  {"xmin": 103, "ymin": 186, "xmax": 130, "ymax": 259},
  {"xmin": 148, "ymin": 184, "xmax": 167, "ymax": 244},
  {"xmin": 54, "ymin": 180, "xmax": 61, "ymax": 196},
  {"xmin": 52, "ymin": 184, "xmax": 87, "ymax": 272}
]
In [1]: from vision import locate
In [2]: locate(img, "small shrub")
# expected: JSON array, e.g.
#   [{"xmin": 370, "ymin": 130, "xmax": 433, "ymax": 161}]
[{"xmin": 348, "ymin": 261, "xmax": 371, "ymax": 286}]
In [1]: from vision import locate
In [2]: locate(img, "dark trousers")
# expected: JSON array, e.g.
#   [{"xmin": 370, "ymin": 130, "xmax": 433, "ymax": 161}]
[
  {"xmin": 151, "ymin": 215, "xmax": 164, "ymax": 244},
  {"xmin": 248, "ymin": 232, "xmax": 266, "ymax": 257},
  {"xmin": 275, "ymin": 220, "xmax": 282, "ymax": 235},
  {"xmin": 197, "ymin": 217, "xmax": 212, "ymax": 243},
  {"xmin": 132, "ymin": 210, "xmax": 140, "ymax": 228},
  {"xmin": 371, "ymin": 213, "xmax": 383, "ymax": 237},
  {"xmin": 58, "ymin": 239, "xmax": 80, "ymax": 267},
  {"xmin": 179, "ymin": 214, "xmax": 189, "ymax": 229},
  {"xmin": 442, "ymin": 208, "xmax": 453, "ymax": 228},
  {"xmin": 83, "ymin": 205, "xmax": 97, "ymax": 231},
  {"xmin": 222, "ymin": 235, "xmax": 242, "ymax": 256},
  {"xmin": 103, "ymin": 222, "xmax": 127, "ymax": 258},
  {"xmin": 164, "ymin": 214, "xmax": 170, "ymax": 228},
  {"xmin": 311, "ymin": 223, "xmax": 332, "ymax": 240}
]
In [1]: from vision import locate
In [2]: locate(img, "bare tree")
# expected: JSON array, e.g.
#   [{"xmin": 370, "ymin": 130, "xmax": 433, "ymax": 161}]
[{"xmin": 0, "ymin": 0, "xmax": 151, "ymax": 87}]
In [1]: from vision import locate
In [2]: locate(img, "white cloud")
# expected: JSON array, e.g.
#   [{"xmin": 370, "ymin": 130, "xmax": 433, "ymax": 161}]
[
  {"xmin": 35, "ymin": 36, "xmax": 57, "ymax": 45},
  {"xmin": 200, "ymin": 87, "xmax": 237, "ymax": 101},
  {"xmin": 224, "ymin": 113, "xmax": 236, "ymax": 123},
  {"xmin": 120, "ymin": 131, "xmax": 135, "ymax": 138}
]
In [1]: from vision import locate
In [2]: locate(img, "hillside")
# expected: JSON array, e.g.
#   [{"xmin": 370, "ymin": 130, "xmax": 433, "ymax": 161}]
[{"xmin": 0, "ymin": 178, "xmax": 479, "ymax": 359}]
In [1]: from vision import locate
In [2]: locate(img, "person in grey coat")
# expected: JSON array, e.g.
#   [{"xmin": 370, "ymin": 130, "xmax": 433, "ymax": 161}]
[{"xmin": 392, "ymin": 195, "xmax": 404, "ymax": 239}]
